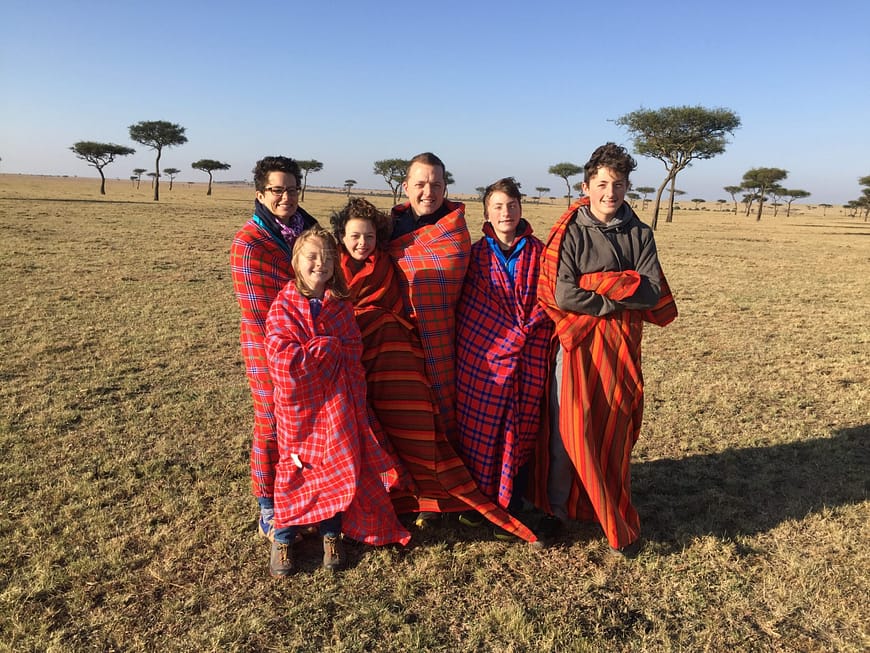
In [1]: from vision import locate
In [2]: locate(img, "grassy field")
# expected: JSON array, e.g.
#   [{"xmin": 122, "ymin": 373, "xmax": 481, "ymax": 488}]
[{"xmin": 1, "ymin": 175, "xmax": 867, "ymax": 652}]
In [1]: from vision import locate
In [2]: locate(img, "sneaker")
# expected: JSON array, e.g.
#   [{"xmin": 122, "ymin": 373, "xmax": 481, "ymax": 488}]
[
  {"xmin": 493, "ymin": 526, "xmax": 516, "ymax": 542},
  {"xmin": 269, "ymin": 540, "xmax": 294, "ymax": 577},
  {"xmin": 414, "ymin": 512, "xmax": 440, "ymax": 529},
  {"xmin": 608, "ymin": 539, "xmax": 642, "ymax": 559},
  {"xmin": 458, "ymin": 511, "xmax": 484, "ymax": 528},
  {"xmin": 322, "ymin": 534, "xmax": 345, "ymax": 571}
]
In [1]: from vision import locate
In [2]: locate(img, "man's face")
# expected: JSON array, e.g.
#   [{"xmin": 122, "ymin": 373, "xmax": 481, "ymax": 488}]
[
  {"xmin": 581, "ymin": 166, "xmax": 628, "ymax": 223},
  {"xmin": 403, "ymin": 162, "xmax": 445, "ymax": 217}
]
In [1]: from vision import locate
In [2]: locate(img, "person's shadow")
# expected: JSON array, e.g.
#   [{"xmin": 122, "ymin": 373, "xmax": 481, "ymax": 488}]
[{"xmin": 633, "ymin": 425, "xmax": 868, "ymax": 553}]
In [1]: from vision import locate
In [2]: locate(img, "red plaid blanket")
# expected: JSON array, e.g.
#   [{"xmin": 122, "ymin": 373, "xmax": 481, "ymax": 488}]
[
  {"xmin": 265, "ymin": 282, "xmax": 410, "ymax": 545},
  {"xmin": 535, "ymin": 199, "xmax": 677, "ymax": 548},
  {"xmin": 387, "ymin": 201, "xmax": 471, "ymax": 441},
  {"xmin": 230, "ymin": 219, "xmax": 292, "ymax": 498},
  {"xmin": 456, "ymin": 223, "xmax": 554, "ymax": 508}
]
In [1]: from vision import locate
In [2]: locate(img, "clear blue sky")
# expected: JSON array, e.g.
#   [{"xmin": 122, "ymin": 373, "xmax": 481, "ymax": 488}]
[{"xmin": 2, "ymin": 0, "xmax": 868, "ymax": 204}]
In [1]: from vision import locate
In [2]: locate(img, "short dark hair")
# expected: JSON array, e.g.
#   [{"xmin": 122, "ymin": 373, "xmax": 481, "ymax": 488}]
[
  {"xmin": 330, "ymin": 197, "xmax": 392, "ymax": 245},
  {"xmin": 583, "ymin": 143, "xmax": 637, "ymax": 183},
  {"xmin": 252, "ymin": 156, "xmax": 302, "ymax": 192},
  {"xmin": 406, "ymin": 152, "xmax": 446, "ymax": 180},
  {"xmin": 482, "ymin": 177, "xmax": 522, "ymax": 219}
]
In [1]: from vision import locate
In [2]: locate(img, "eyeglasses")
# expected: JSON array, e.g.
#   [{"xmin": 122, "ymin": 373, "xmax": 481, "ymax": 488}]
[{"xmin": 264, "ymin": 186, "xmax": 300, "ymax": 197}]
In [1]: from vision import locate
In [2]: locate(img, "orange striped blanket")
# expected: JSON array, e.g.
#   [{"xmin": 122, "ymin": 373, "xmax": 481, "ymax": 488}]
[{"xmin": 537, "ymin": 199, "xmax": 677, "ymax": 548}]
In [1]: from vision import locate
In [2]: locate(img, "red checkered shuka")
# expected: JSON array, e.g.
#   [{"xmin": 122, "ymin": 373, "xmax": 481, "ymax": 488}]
[
  {"xmin": 455, "ymin": 223, "xmax": 554, "ymax": 508},
  {"xmin": 264, "ymin": 281, "xmax": 410, "ymax": 546},
  {"xmin": 229, "ymin": 218, "xmax": 293, "ymax": 498},
  {"xmin": 387, "ymin": 201, "xmax": 471, "ymax": 441}
]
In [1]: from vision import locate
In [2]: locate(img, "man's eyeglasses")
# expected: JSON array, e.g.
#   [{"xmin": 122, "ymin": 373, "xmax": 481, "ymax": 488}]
[{"xmin": 265, "ymin": 186, "xmax": 300, "ymax": 197}]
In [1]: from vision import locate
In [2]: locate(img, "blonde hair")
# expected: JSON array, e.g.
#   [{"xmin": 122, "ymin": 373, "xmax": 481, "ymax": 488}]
[{"xmin": 291, "ymin": 226, "xmax": 349, "ymax": 299}]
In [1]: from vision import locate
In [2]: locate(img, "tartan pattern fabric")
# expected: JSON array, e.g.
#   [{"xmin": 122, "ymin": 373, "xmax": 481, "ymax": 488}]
[
  {"xmin": 455, "ymin": 224, "xmax": 554, "ymax": 509},
  {"xmin": 230, "ymin": 218, "xmax": 293, "ymax": 497},
  {"xmin": 342, "ymin": 248, "xmax": 538, "ymax": 542},
  {"xmin": 265, "ymin": 282, "xmax": 410, "ymax": 546},
  {"xmin": 387, "ymin": 201, "xmax": 471, "ymax": 442},
  {"xmin": 536, "ymin": 199, "xmax": 677, "ymax": 548}
]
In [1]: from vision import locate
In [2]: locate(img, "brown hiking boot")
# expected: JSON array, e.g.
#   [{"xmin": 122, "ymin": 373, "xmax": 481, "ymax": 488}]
[
  {"xmin": 269, "ymin": 540, "xmax": 294, "ymax": 577},
  {"xmin": 322, "ymin": 534, "xmax": 345, "ymax": 571}
]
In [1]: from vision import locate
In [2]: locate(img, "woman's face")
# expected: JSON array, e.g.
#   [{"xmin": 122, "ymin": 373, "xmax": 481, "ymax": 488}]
[
  {"xmin": 341, "ymin": 218, "xmax": 377, "ymax": 261},
  {"xmin": 256, "ymin": 171, "xmax": 299, "ymax": 222},
  {"xmin": 294, "ymin": 237, "xmax": 334, "ymax": 298}
]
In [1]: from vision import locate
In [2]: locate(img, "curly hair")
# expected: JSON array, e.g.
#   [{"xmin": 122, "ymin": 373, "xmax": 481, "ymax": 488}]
[
  {"xmin": 291, "ymin": 226, "xmax": 349, "ymax": 299},
  {"xmin": 583, "ymin": 143, "xmax": 637, "ymax": 183},
  {"xmin": 252, "ymin": 156, "xmax": 302, "ymax": 192},
  {"xmin": 482, "ymin": 177, "xmax": 522, "ymax": 219},
  {"xmin": 330, "ymin": 197, "xmax": 392, "ymax": 246}
]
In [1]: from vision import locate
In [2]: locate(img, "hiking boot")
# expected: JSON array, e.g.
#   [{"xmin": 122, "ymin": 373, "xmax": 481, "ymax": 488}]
[
  {"xmin": 493, "ymin": 526, "xmax": 516, "ymax": 542},
  {"xmin": 322, "ymin": 534, "xmax": 345, "ymax": 571},
  {"xmin": 269, "ymin": 540, "xmax": 294, "ymax": 577},
  {"xmin": 458, "ymin": 511, "xmax": 484, "ymax": 528}
]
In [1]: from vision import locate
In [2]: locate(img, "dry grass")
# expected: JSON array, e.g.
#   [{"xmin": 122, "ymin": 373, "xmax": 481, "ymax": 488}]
[{"xmin": 1, "ymin": 175, "xmax": 868, "ymax": 652}]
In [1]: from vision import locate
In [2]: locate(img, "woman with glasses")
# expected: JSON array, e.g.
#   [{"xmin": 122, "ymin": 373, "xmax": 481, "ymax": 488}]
[{"xmin": 230, "ymin": 156, "xmax": 319, "ymax": 553}]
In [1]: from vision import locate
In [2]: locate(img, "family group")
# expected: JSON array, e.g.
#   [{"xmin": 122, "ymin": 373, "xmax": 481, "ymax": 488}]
[{"xmin": 229, "ymin": 144, "xmax": 677, "ymax": 577}]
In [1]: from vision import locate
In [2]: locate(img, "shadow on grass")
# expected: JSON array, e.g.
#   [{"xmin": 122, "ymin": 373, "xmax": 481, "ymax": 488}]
[{"xmin": 634, "ymin": 425, "xmax": 869, "ymax": 552}]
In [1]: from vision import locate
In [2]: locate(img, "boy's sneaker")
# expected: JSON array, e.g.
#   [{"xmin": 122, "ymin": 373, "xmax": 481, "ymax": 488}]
[
  {"xmin": 322, "ymin": 535, "xmax": 345, "ymax": 571},
  {"xmin": 608, "ymin": 539, "xmax": 643, "ymax": 559},
  {"xmin": 458, "ymin": 511, "xmax": 484, "ymax": 528},
  {"xmin": 493, "ymin": 526, "xmax": 516, "ymax": 542},
  {"xmin": 414, "ymin": 511, "xmax": 440, "ymax": 529},
  {"xmin": 269, "ymin": 540, "xmax": 294, "ymax": 577}
]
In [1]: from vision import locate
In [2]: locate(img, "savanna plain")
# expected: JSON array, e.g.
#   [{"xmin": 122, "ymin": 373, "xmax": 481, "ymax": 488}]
[{"xmin": 1, "ymin": 175, "xmax": 868, "ymax": 652}]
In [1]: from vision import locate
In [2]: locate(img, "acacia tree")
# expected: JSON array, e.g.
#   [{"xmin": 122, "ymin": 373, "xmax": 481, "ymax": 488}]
[
  {"xmin": 444, "ymin": 170, "xmax": 455, "ymax": 197},
  {"xmin": 146, "ymin": 172, "xmax": 159, "ymax": 188},
  {"xmin": 297, "ymin": 159, "xmax": 323, "ymax": 201},
  {"xmin": 191, "ymin": 159, "xmax": 231, "ymax": 195},
  {"xmin": 634, "ymin": 186, "xmax": 655, "ymax": 211},
  {"xmin": 549, "ymin": 162, "xmax": 582, "ymax": 206},
  {"xmin": 724, "ymin": 185, "xmax": 742, "ymax": 214},
  {"xmin": 741, "ymin": 168, "xmax": 788, "ymax": 221},
  {"xmin": 616, "ymin": 105, "xmax": 741, "ymax": 229},
  {"xmin": 373, "ymin": 158, "xmax": 409, "ymax": 204},
  {"xmin": 70, "ymin": 141, "xmax": 136, "ymax": 195},
  {"xmin": 163, "ymin": 167, "xmax": 180, "ymax": 190},
  {"xmin": 344, "ymin": 179, "xmax": 357, "ymax": 197},
  {"xmin": 128, "ymin": 120, "xmax": 188, "ymax": 201},
  {"xmin": 535, "ymin": 186, "xmax": 550, "ymax": 202},
  {"xmin": 132, "ymin": 168, "xmax": 146, "ymax": 189},
  {"xmin": 782, "ymin": 189, "xmax": 810, "ymax": 217}
]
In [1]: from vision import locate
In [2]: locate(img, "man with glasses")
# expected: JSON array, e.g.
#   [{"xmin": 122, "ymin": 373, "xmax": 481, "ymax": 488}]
[{"xmin": 230, "ymin": 156, "xmax": 319, "ymax": 575}]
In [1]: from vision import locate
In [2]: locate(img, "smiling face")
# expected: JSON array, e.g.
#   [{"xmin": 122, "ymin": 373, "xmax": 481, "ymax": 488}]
[
  {"xmin": 293, "ymin": 236, "xmax": 334, "ymax": 298},
  {"xmin": 402, "ymin": 162, "xmax": 445, "ymax": 218},
  {"xmin": 256, "ymin": 171, "xmax": 299, "ymax": 223},
  {"xmin": 485, "ymin": 191, "xmax": 522, "ymax": 246},
  {"xmin": 341, "ymin": 217, "xmax": 377, "ymax": 262},
  {"xmin": 582, "ymin": 166, "xmax": 628, "ymax": 223}
]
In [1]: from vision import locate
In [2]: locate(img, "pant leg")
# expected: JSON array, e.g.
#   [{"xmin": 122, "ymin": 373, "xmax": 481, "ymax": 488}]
[{"xmin": 547, "ymin": 343, "xmax": 572, "ymax": 520}]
